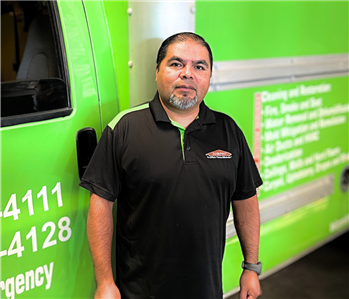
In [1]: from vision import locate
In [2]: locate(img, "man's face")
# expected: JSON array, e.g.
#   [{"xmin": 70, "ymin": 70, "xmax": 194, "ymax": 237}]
[{"xmin": 156, "ymin": 39, "xmax": 211, "ymax": 111}]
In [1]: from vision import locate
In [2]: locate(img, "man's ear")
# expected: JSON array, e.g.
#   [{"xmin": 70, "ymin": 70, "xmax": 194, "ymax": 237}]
[{"xmin": 155, "ymin": 64, "xmax": 159, "ymax": 81}]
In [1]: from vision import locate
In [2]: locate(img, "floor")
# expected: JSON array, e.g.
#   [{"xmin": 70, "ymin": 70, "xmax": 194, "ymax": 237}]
[{"xmin": 228, "ymin": 231, "xmax": 349, "ymax": 299}]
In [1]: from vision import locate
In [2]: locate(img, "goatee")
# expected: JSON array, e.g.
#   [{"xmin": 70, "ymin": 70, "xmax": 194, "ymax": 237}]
[{"xmin": 169, "ymin": 93, "xmax": 198, "ymax": 110}]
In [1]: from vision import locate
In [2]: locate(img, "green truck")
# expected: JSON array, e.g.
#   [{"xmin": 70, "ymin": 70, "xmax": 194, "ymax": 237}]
[{"xmin": 1, "ymin": 1, "xmax": 348, "ymax": 298}]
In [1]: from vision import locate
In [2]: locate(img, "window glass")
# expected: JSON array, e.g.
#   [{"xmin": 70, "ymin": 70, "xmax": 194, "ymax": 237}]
[{"xmin": 1, "ymin": 1, "xmax": 71, "ymax": 127}]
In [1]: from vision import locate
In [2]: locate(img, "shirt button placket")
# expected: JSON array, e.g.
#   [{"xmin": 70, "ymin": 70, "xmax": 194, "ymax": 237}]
[
  {"xmin": 185, "ymin": 136, "xmax": 191, "ymax": 161},
  {"xmin": 185, "ymin": 136, "xmax": 190, "ymax": 152}
]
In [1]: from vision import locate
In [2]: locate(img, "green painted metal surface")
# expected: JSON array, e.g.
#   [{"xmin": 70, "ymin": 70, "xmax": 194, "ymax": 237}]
[
  {"xmin": 102, "ymin": 0, "xmax": 130, "ymax": 113},
  {"xmin": 83, "ymin": 0, "xmax": 119, "ymax": 131},
  {"xmin": 196, "ymin": 1, "xmax": 348, "ymax": 61},
  {"xmin": 1, "ymin": 1, "xmax": 348, "ymax": 298}
]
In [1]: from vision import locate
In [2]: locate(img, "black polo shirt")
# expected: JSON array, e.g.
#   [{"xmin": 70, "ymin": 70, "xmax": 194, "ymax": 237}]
[{"xmin": 80, "ymin": 92, "xmax": 262, "ymax": 299}]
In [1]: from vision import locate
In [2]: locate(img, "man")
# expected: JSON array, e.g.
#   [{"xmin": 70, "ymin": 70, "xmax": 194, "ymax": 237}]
[{"xmin": 80, "ymin": 32, "xmax": 263, "ymax": 299}]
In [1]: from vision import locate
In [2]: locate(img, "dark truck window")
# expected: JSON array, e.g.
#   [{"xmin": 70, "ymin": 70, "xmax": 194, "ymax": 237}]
[{"xmin": 1, "ymin": 1, "xmax": 71, "ymax": 127}]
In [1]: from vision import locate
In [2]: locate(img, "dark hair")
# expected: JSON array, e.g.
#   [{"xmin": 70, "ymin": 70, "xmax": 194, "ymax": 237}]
[{"xmin": 156, "ymin": 32, "xmax": 213, "ymax": 73}]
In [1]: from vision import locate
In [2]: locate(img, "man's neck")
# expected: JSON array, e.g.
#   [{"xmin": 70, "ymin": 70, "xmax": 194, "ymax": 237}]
[{"xmin": 159, "ymin": 99, "xmax": 199, "ymax": 129}]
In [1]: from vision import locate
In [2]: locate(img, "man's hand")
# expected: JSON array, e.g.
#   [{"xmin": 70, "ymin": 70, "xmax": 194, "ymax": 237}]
[
  {"xmin": 239, "ymin": 270, "xmax": 261, "ymax": 299},
  {"xmin": 95, "ymin": 282, "xmax": 121, "ymax": 299}
]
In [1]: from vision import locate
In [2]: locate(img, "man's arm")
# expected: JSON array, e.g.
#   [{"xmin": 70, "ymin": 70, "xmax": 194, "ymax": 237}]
[
  {"xmin": 87, "ymin": 193, "xmax": 121, "ymax": 299},
  {"xmin": 232, "ymin": 194, "xmax": 261, "ymax": 299}
]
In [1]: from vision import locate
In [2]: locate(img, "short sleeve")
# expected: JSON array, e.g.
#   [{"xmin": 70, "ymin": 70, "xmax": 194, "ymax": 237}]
[
  {"xmin": 79, "ymin": 126, "xmax": 120, "ymax": 202},
  {"xmin": 231, "ymin": 128, "xmax": 263, "ymax": 201}
]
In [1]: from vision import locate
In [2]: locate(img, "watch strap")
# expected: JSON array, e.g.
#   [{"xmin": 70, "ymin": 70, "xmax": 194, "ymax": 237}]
[{"xmin": 242, "ymin": 261, "xmax": 262, "ymax": 275}]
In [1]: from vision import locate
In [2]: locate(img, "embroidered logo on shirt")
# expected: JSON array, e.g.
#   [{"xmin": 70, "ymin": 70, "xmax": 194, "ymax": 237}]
[{"xmin": 206, "ymin": 149, "xmax": 232, "ymax": 159}]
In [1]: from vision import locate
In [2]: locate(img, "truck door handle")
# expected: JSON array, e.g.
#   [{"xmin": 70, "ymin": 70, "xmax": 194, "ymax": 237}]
[{"xmin": 76, "ymin": 127, "xmax": 97, "ymax": 179}]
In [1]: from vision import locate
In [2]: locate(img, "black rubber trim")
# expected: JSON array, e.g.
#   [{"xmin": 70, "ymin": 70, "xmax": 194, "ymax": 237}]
[{"xmin": 1, "ymin": 108, "xmax": 73, "ymax": 127}]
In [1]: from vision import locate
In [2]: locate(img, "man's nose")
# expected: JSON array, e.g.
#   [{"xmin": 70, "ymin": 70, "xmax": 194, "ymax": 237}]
[{"xmin": 180, "ymin": 65, "xmax": 193, "ymax": 79}]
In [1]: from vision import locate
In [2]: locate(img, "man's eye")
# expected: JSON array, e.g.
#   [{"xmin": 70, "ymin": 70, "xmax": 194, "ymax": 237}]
[
  {"xmin": 171, "ymin": 62, "xmax": 181, "ymax": 67},
  {"xmin": 196, "ymin": 65, "xmax": 205, "ymax": 70}
]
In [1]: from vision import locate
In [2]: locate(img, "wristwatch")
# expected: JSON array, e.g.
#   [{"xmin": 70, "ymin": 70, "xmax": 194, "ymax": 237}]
[{"xmin": 241, "ymin": 261, "xmax": 262, "ymax": 275}]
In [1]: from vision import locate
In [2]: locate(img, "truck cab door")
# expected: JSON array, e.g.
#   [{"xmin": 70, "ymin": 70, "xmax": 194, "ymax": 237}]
[{"xmin": 1, "ymin": 1, "xmax": 102, "ymax": 297}]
